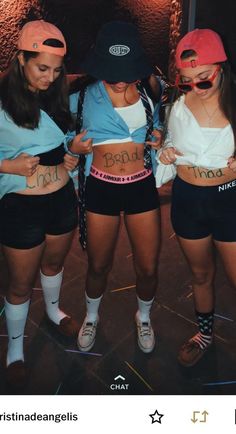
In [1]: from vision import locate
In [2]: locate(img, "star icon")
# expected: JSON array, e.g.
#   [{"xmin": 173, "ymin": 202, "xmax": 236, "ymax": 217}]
[{"xmin": 149, "ymin": 409, "xmax": 164, "ymax": 424}]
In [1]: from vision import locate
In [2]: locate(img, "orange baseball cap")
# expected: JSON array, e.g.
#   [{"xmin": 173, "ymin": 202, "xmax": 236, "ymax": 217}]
[
  {"xmin": 176, "ymin": 28, "xmax": 227, "ymax": 68},
  {"xmin": 17, "ymin": 20, "xmax": 66, "ymax": 56}
]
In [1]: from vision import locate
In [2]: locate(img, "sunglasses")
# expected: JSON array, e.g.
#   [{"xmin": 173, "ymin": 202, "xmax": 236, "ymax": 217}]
[{"xmin": 175, "ymin": 65, "xmax": 220, "ymax": 93}]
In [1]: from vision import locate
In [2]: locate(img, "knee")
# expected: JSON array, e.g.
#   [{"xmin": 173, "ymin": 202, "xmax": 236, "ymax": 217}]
[
  {"xmin": 88, "ymin": 260, "xmax": 112, "ymax": 278},
  {"xmin": 192, "ymin": 269, "xmax": 214, "ymax": 286},
  {"xmin": 8, "ymin": 282, "xmax": 32, "ymax": 299},
  {"xmin": 41, "ymin": 263, "xmax": 63, "ymax": 276},
  {"xmin": 135, "ymin": 263, "xmax": 158, "ymax": 280}
]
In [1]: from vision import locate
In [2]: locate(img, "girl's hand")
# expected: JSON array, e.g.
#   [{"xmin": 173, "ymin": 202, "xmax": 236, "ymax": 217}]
[
  {"xmin": 159, "ymin": 147, "xmax": 183, "ymax": 165},
  {"xmin": 69, "ymin": 130, "xmax": 93, "ymax": 154},
  {"xmin": 227, "ymin": 156, "xmax": 236, "ymax": 172},
  {"xmin": 146, "ymin": 129, "xmax": 163, "ymax": 150},
  {"xmin": 63, "ymin": 153, "xmax": 79, "ymax": 171},
  {"xmin": 1, "ymin": 153, "xmax": 40, "ymax": 176}
]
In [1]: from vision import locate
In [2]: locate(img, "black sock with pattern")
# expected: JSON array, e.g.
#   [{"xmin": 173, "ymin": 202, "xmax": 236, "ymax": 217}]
[{"xmin": 192, "ymin": 310, "xmax": 214, "ymax": 350}]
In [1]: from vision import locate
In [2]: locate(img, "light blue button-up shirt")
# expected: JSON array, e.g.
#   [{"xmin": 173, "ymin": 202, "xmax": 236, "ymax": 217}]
[
  {"xmin": 0, "ymin": 107, "xmax": 69, "ymax": 198},
  {"xmin": 69, "ymin": 80, "xmax": 163, "ymax": 176}
]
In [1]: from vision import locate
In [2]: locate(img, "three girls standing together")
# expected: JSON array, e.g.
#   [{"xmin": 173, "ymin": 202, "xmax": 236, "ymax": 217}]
[{"xmin": 0, "ymin": 16, "xmax": 235, "ymax": 387}]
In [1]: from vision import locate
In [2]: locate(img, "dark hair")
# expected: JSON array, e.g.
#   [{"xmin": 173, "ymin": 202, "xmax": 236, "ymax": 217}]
[
  {"xmin": 0, "ymin": 50, "xmax": 72, "ymax": 130},
  {"xmin": 179, "ymin": 50, "xmax": 236, "ymax": 149},
  {"xmin": 69, "ymin": 74, "xmax": 97, "ymax": 95}
]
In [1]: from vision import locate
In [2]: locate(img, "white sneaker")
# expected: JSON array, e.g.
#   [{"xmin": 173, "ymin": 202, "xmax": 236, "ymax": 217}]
[
  {"xmin": 135, "ymin": 312, "xmax": 155, "ymax": 353},
  {"xmin": 77, "ymin": 316, "xmax": 98, "ymax": 352}
]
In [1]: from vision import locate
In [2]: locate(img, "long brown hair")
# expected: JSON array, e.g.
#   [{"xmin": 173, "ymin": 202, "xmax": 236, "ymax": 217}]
[{"xmin": 0, "ymin": 50, "xmax": 72, "ymax": 130}]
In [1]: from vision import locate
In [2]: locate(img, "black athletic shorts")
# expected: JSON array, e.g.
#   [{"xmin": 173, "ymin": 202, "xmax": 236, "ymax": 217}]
[
  {"xmin": 0, "ymin": 178, "xmax": 78, "ymax": 249},
  {"xmin": 171, "ymin": 175, "xmax": 236, "ymax": 241},
  {"xmin": 85, "ymin": 173, "xmax": 160, "ymax": 216}
]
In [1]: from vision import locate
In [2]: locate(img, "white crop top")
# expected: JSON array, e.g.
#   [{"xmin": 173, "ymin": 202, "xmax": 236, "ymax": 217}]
[
  {"xmin": 161, "ymin": 95, "xmax": 234, "ymax": 167},
  {"xmin": 93, "ymin": 97, "xmax": 154, "ymax": 146},
  {"xmin": 155, "ymin": 95, "xmax": 235, "ymax": 187}
]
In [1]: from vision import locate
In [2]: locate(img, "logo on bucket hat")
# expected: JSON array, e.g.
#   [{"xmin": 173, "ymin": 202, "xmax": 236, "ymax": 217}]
[
  {"xmin": 109, "ymin": 45, "xmax": 130, "ymax": 56},
  {"xmin": 79, "ymin": 20, "xmax": 153, "ymax": 82}
]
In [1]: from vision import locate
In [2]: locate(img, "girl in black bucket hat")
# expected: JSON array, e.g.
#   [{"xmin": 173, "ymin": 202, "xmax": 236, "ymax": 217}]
[
  {"xmin": 79, "ymin": 20, "xmax": 154, "ymax": 83},
  {"xmin": 69, "ymin": 20, "xmax": 164, "ymax": 354}
]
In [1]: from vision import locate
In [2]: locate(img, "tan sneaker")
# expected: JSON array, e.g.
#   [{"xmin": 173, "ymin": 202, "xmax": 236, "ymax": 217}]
[
  {"xmin": 135, "ymin": 312, "xmax": 155, "ymax": 353},
  {"xmin": 178, "ymin": 333, "xmax": 212, "ymax": 367},
  {"xmin": 77, "ymin": 316, "xmax": 98, "ymax": 352}
]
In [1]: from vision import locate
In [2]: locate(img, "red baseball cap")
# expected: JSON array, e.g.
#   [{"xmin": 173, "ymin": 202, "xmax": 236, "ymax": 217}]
[
  {"xmin": 17, "ymin": 20, "xmax": 66, "ymax": 56},
  {"xmin": 175, "ymin": 28, "xmax": 227, "ymax": 68}
]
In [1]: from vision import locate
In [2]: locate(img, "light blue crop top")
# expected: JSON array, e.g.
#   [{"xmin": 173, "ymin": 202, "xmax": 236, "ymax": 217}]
[
  {"xmin": 0, "ymin": 106, "xmax": 70, "ymax": 198},
  {"xmin": 69, "ymin": 79, "xmax": 163, "ymax": 175}
]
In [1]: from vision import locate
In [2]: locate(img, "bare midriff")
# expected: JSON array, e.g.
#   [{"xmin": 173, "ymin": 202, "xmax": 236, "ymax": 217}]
[
  {"xmin": 177, "ymin": 164, "xmax": 236, "ymax": 186},
  {"xmin": 17, "ymin": 163, "xmax": 70, "ymax": 195},
  {"xmin": 92, "ymin": 142, "xmax": 145, "ymax": 175}
]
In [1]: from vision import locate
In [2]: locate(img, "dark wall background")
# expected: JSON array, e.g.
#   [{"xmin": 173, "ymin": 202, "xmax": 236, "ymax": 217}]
[
  {"xmin": 194, "ymin": 0, "xmax": 236, "ymax": 73},
  {"xmin": 0, "ymin": 0, "xmax": 171, "ymax": 74},
  {"xmin": 0, "ymin": 0, "xmax": 42, "ymax": 70},
  {"xmin": 181, "ymin": 0, "xmax": 236, "ymax": 73},
  {"xmin": 0, "ymin": 0, "xmax": 236, "ymax": 75}
]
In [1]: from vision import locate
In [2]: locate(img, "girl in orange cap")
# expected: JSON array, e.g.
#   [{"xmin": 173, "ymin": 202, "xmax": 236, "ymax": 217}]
[{"xmin": 0, "ymin": 20, "xmax": 91, "ymax": 387}]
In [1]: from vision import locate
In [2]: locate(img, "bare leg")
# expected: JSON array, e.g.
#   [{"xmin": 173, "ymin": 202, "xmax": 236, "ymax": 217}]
[
  {"xmin": 40, "ymin": 230, "xmax": 79, "ymax": 335},
  {"xmin": 177, "ymin": 235, "xmax": 216, "ymax": 366},
  {"xmin": 214, "ymin": 240, "xmax": 236, "ymax": 287},
  {"xmin": 86, "ymin": 212, "xmax": 121, "ymax": 298},
  {"xmin": 2, "ymin": 244, "xmax": 44, "ymax": 367},
  {"xmin": 41, "ymin": 230, "xmax": 76, "ymax": 275},
  {"xmin": 2, "ymin": 244, "xmax": 44, "ymax": 305},
  {"xmin": 124, "ymin": 209, "xmax": 161, "ymax": 353},
  {"xmin": 177, "ymin": 235, "xmax": 215, "ymax": 312},
  {"xmin": 124, "ymin": 209, "xmax": 161, "ymax": 301},
  {"xmin": 77, "ymin": 212, "xmax": 120, "ymax": 352}
]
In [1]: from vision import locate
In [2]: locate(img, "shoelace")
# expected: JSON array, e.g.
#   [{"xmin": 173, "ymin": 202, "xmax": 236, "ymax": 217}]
[
  {"xmin": 82, "ymin": 322, "xmax": 96, "ymax": 336},
  {"xmin": 138, "ymin": 322, "xmax": 152, "ymax": 338}
]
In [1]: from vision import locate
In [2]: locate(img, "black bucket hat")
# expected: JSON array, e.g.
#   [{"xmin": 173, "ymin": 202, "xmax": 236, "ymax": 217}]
[{"xmin": 79, "ymin": 20, "xmax": 153, "ymax": 82}]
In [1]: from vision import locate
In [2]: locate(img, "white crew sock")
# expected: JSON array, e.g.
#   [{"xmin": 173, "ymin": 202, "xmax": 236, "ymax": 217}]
[
  {"xmin": 136, "ymin": 296, "xmax": 154, "ymax": 323},
  {"xmin": 85, "ymin": 292, "xmax": 103, "ymax": 322},
  {"xmin": 40, "ymin": 269, "xmax": 66, "ymax": 325},
  {"xmin": 5, "ymin": 298, "xmax": 30, "ymax": 366}
]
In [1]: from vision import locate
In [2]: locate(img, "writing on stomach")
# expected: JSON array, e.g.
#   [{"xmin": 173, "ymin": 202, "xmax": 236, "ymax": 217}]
[
  {"xmin": 18, "ymin": 163, "xmax": 70, "ymax": 195},
  {"xmin": 177, "ymin": 165, "xmax": 236, "ymax": 186},
  {"xmin": 92, "ymin": 142, "xmax": 145, "ymax": 174}
]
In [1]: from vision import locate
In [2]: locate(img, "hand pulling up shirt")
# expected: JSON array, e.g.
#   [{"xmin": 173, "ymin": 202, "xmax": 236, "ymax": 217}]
[{"xmin": 155, "ymin": 95, "xmax": 234, "ymax": 187}]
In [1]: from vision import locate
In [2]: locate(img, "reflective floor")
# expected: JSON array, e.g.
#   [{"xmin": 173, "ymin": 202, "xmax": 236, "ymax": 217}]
[{"xmin": 0, "ymin": 182, "xmax": 236, "ymax": 395}]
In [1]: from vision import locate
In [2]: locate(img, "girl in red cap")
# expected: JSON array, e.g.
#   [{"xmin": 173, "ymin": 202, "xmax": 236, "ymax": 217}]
[
  {"xmin": 156, "ymin": 28, "xmax": 236, "ymax": 367},
  {"xmin": 0, "ymin": 20, "xmax": 91, "ymax": 387}
]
